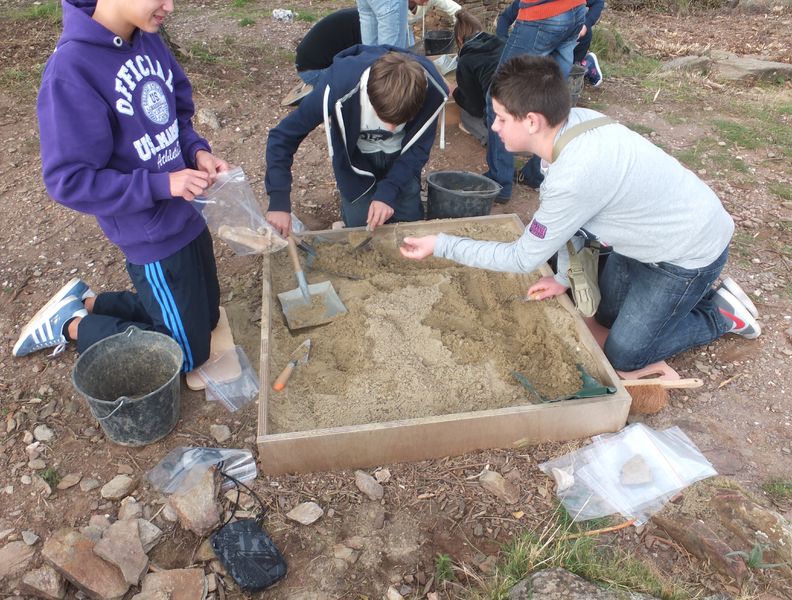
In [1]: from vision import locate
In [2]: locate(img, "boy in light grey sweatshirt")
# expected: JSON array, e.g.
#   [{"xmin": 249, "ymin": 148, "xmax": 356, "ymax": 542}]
[{"xmin": 400, "ymin": 55, "xmax": 760, "ymax": 372}]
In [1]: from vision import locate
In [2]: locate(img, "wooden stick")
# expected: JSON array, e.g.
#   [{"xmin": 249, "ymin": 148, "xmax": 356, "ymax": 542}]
[
  {"xmin": 559, "ymin": 518, "xmax": 636, "ymax": 540},
  {"xmin": 622, "ymin": 378, "xmax": 703, "ymax": 389}
]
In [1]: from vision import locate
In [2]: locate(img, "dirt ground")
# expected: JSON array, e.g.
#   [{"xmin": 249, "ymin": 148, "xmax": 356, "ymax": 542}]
[{"xmin": 0, "ymin": 1, "xmax": 791, "ymax": 599}]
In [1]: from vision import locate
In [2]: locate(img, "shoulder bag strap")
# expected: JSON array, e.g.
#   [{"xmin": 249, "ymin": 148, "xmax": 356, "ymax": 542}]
[{"xmin": 552, "ymin": 116, "xmax": 615, "ymax": 162}]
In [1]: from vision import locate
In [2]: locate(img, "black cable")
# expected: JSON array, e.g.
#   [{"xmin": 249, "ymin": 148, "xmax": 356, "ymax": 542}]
[{"xmin": 219, "ymin": 470, "xmax": 269, "ymax": 528}]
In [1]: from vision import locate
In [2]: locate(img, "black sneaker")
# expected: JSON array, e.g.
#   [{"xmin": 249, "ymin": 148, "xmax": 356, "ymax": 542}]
[
  {"xmin": 494, "ymin": 196, "xmax": 511, "ymax": 205},
  {"xmin": 514, "ymin": 169, "xmax": 543, "ymax": 190}
]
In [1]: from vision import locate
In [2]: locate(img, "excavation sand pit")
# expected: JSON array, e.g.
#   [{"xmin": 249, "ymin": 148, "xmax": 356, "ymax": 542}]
[{"xmin": 265, "ymin": 218, "xmax": 607, "ymax": 435}]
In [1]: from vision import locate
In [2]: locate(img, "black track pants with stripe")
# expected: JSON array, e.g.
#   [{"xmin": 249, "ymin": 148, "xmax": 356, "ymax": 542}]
[{"xmin": 76, "ymin": 227, "xmax": 221, "ymax": 372}]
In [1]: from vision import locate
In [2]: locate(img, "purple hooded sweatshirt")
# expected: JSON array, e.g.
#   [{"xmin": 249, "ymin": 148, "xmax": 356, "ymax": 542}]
[{"xmin": 37, "ymin": 0, "xmax": 210, "ymax": 264}]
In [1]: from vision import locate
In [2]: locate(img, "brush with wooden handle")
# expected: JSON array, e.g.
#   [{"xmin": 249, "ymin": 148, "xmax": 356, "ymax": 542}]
[{"xmin": 622, "ymin": 378, "xmax": 703, "ymax": 415}]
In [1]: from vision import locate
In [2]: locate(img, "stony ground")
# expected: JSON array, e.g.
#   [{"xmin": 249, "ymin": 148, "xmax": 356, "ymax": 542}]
[{"xmin": 0, "ymin": 1, "xmax": 791, "ymax": 599}]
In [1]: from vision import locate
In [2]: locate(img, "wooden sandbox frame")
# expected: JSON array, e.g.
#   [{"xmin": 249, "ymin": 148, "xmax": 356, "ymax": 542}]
[{"xmin": 257, "ymin": 214, "xmax": 630, "ymax": 475}]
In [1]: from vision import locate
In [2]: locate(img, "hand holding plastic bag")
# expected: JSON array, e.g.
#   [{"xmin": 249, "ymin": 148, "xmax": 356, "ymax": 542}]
[{"xmin": 197, "ymin": 166, "xmax": 288, "ymax": 256}]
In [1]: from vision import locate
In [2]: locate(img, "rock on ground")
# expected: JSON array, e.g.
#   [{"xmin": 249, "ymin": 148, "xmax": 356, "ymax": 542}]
[
  {"xmin": 355, "ymin": 470, "xmax": 384, "ymax": 501},
  {"xmin": 42, "ymin": 529, "xmax": 129, "ymax": 600},
  {"xmin": 510, "ymin": 568, "xmax": 661, "ymax": 599},
  {"xmin": 286, "ymin": 501, "xmax": 324, "ymax": 525},
  {"xmin": 93, "ymin": 518, "xmax": 149, "ymax": 586},
  {"xmin": 137, "ymin": 519, "xmax": 164, "ymax": 554},
  {"xmin": 101, "ymin": 475, "xmax": 137, "ymax": 501},
  {"xmin": 0, "ymin": 540, "xmax": 36, "ymax": 580},
  {"xmin": 118, "ymin": 497, "xmax": 143, "ymax": 520},
  {"xmin": 479, "ymin": 470, "xmax": 520, "ymax": 504},
  {"xmin": 168, "ymin": 468, "xmax": 222, "ymax": 536},
  {"xmin": 140, "ymin": 568, "xmax": 206, "ymax": 600},
  {"xmin": 21, "ymin": 565, "xmax": 67, "ymax": 600}
]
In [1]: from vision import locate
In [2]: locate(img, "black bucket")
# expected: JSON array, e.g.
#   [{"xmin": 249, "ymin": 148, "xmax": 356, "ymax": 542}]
[
  {"xmin": 72, "ymin": 326, "xmax": 183, "ymax": 447},
  {"xmin": 426, "ymin": 171, "xmax": 503, "ymax": 219},
  {"xmin": 568, "ymin": 63, "xmax": 586, "ymax": 107},
  {"xmin": 424, "ymin": 30, "xmax": 454, "ymax": 56}
]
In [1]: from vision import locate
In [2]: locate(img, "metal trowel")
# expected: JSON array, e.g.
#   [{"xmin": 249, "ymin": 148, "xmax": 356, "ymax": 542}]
[
  {"xmin": 277, "ymin": 235, "xmax": 347, "ymax": 330},
  {"xmin": 272, "ymin": 338, "xmax": 311, "ymax": 391}
]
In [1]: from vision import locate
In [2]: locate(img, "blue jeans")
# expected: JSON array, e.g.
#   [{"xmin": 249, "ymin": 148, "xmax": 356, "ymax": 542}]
[
  {"xmin": 357, "ymin": 0, "xmax": 409, "ymax": 47},
  {"xmin": 485, "ymin": 6, "xmax": 586, "ymax": 197},
  {"xmin": 340, "ymin": 152, "xmax": 423, "ymax": 227},
  {"xmin": 595, "ymin": 247, "xmax": 732, "ymax": 371}
]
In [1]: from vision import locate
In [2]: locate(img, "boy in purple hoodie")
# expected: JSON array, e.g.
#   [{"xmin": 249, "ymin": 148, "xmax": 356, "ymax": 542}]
[{"xmin": 13, "ymin": 0, "xmax": 229, "ymax": 373}]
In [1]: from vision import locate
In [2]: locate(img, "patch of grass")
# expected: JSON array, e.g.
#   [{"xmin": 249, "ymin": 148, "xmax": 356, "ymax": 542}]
[
  {"xmin": 673, "ymin": 142, "xmax": 706, "ymax": 172},
  {"xmin": 295, "ymin": 11, "xmax": 318, "ymax": 22},
  {"xmin": 720, "ymin": 101, "xmax": 792, "ymax": 158},
  {"xmin": 610, "ymin": 54, "xmax": 662, "ymax": 80},
  {"xmin": 730, "ymin": 231, "xmax": 758, "ymax": 268},
  {"xmin": 713, "ymin": 119, "xmax": 761, "ymax": 150},
  {"xmin": 10, "ymin": 1, "xmax": 61, "ymax": 21},
  {"xmin": 40, "ymin": 467, "xmax": 61, "ymax": 488},
  {"xmin": 186, "ymin": 43, "xmax": 220, "ymax": 64},
  {"xmin": 664, "ymin": 114, "xmax": 686, "ymax": 126},
  {"xmin": 435, "ymin": 553, "xmax": 455, "ymax": 584},
  {"xmin": 588, "ymin": 26, "xmax": 631, "ymax": 64},
  {"xmin": 0, "ymin": 64, "xmax": 45, "ymax": 99},
  {"xmin": 232, "ymin": 0, "xmax": 253, "ymax": 7},
  {"xmin": 626, "ymin": 123, "xmax": 654, "ymax": 137},
  {"xmin": 762, "ymin": 478, "xmax": 792, "ymax": 503},
  {"xmin": 473, "ymin": 507, "xmax": 691, "ymax": 600},
  {"xmin": 238, "ymin": 17, "xmax": 256, "ymax": 27}
]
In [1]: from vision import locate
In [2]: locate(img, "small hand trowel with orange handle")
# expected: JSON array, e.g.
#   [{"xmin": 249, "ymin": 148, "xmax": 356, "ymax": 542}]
[{"xmin": 273, "ymin": 339, "xmax": 311, "ymax": 392}]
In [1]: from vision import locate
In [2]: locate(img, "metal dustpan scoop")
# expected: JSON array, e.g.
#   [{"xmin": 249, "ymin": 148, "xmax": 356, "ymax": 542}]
[{"xmin": 278, "ymin": 236, "xmax": 347, "ymax": 330}]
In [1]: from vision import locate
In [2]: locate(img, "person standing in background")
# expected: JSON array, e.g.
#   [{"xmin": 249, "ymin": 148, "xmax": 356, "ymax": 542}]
[
  {"xmin": 357, "ymin": 0, "xmax": 410, "ymax": 47},
  {"xmin": 572, "ymin": 0, "xmax": 605, "ymax": 87},
  {"xmin": 485, "ymin": 0, "xmax": 586, "ymax": 203}
]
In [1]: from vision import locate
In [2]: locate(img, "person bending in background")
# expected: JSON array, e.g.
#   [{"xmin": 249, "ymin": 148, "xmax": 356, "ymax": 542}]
[
  {"xmin": 407, "ymin": 0, "xmax": 462, "ymax": 48},
  {"xmin": 450, "ymin": 10, "xmax": 504, "ymax": 146},
  {"xmin": 295, "ymin": 7, "xmax": 361, "ymax": 89},
  {"xmin": 14, "ymin": 0, "xmax": 229, "ymax": 371},
  {"xmin": 265, "ymin": 48, "xmax": 448, "ymax": 236},
  {"xmin": 400, "ymin": 56, "xmax": 760, "ymax": 372}
]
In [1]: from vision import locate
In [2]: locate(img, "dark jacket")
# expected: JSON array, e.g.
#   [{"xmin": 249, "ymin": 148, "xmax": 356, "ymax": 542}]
[
  {"xmin": 266, "ymin": 45, "xmax": 448, "ymax": 211},
  {"xmin": 295, "ymin": 8, "xmax": 361, "ymax": 72},
  {"xmin": 452, "ymin": 32, "xmax": 505, "ymax": 119}
]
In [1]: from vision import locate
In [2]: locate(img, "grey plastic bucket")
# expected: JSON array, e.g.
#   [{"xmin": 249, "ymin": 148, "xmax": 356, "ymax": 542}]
[
  {"xmin": 424, "ymin": 30, "xmax": 454, "ymax": 55},
  {"xmin": 71, "ymin": 326, "xmax": 183, "ymax": 447},
  {"xmin": 426, "ymin": 171, "xmax": 502, "ymax": 219}
]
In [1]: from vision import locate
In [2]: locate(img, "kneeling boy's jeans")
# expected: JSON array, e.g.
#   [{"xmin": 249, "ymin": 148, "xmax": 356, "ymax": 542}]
[
  {"xmin": 595, "ymin": 247, "xmax": 732, "ymax": 371},
  {"xmin": 340, "ymin": 151, "xmax": 423, "ymax": 227}
]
